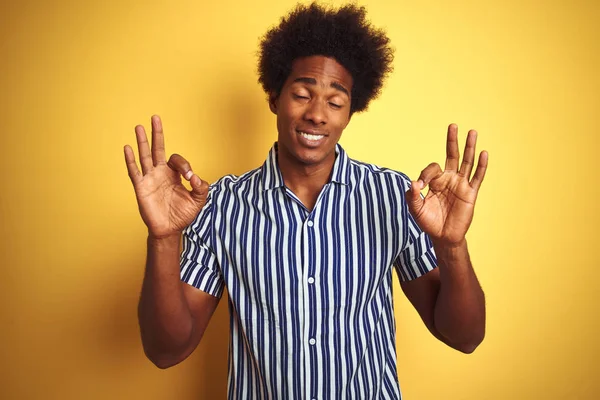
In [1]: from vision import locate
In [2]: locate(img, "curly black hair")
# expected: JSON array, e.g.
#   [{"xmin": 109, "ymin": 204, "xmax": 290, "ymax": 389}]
[{"xmin": 258, "ymin": 2, "xmax": 394, "ymax": 114}]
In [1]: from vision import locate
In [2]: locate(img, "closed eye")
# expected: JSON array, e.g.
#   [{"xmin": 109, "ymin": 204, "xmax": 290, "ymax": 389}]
[{"xmin": 329, "ymin": 102, "xmax": 342, "ymax": 109}]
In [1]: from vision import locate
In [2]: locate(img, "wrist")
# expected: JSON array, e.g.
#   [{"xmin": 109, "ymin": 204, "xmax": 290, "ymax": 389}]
[
  {"xmin": 147, "ymin": 233, "xmax": 181, "ymax": 249},
  {"xmin": 432, "ymin": 238, "xmax": 468, "ymax": 262},
  {"xmin": 432, "ymin": 235, "xmax": 466, "ymax": 248}
]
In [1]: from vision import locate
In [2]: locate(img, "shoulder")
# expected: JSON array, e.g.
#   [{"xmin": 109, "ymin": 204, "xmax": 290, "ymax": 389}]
[
  {"xmin": 348, "ymin": 157, "xmax": 413, "ymax": 191},
  {"xmin": 207, "ymin": 167, "xmax": 264, "ymax": 203}
]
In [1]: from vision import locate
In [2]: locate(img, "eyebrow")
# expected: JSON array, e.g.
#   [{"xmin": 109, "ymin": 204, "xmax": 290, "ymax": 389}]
[{"xmin": 292, "ymin": 77, "xmax": 350, "ymax": 98}]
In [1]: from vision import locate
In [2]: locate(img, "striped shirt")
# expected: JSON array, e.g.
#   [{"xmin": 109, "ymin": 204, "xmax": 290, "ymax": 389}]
[{"xmin": 180, "ymin": 143, "xmax": 437, "ymax": 399}]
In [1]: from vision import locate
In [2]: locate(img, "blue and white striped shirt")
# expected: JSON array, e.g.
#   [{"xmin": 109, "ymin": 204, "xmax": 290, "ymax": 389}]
[{"xmin": 180, "ymin": 144, "xmax": 437, "ymax": 399}]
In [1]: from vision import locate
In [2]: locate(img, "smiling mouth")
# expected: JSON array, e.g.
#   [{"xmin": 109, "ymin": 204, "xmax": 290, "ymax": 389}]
[{"xmin": 297, "ymin": 130, "xmax": 326, "ymax": 141}]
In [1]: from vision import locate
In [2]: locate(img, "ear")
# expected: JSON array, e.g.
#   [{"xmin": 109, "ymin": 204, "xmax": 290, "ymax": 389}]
[{"xmin": 268, "ymin": 92, "xmax": 278, "ymax": 115}]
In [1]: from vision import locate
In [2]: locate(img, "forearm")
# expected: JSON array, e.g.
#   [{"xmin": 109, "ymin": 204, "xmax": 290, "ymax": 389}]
[
  {"xmin": 433, "ymin": 239, "xmax": 485, "ymax": 353},
  {"xmin": 138, "ymin": 234, "xmax": 194, "ymax": 365}
]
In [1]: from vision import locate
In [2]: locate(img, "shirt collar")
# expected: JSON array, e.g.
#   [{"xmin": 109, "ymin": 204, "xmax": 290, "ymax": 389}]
[{"xmin": 261, "ymin": 142, "xmax": 351, "ymax": 191}]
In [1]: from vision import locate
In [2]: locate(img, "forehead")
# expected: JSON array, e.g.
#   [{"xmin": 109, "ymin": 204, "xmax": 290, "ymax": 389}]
[{"xmin": 286, "ymin": 55, "xmax": 353, "ymax": 91}]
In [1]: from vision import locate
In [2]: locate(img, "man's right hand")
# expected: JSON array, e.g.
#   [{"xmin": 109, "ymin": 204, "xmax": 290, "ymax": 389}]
[{"xmin": 124, "ymin": 115, "xmax": 209, "ymax": 239}]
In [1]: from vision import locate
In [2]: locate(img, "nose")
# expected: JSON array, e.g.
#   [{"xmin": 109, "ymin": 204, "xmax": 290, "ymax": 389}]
[{"xmin": 303, "ymin": 100, "xmax": 327, "ymax": 125}]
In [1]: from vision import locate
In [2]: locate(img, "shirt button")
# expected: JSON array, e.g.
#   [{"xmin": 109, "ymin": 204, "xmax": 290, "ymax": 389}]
[
  {"xmin": 309, "ymin": 338, "xmax": 316, "ymax": 345},
  {"xmin": 307, "ymin": 220, "xmax": 314, "ymax": 227},
  {"xmin": 308, "ymin": 277, "xmax": 315, "ymax": 284}
]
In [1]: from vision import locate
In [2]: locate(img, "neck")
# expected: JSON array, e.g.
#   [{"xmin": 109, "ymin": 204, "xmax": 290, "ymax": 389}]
[{"xmin": 277, "ymin": 146, "xmax": 335, "ymax": 210}]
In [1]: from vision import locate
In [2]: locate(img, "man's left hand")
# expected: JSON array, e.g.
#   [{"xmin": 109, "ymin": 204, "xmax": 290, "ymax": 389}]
[{"xmin": 407, "ymin": 124, "xmax": 488, "ymax": 246}]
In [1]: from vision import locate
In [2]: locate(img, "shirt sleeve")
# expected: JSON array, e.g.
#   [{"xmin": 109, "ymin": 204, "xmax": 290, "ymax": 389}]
[
  {"xmin": 393, "ymin": 175, "xmax": 438, "ymax": 282},
  {"xmin": 179, "ymin": 187, "xmax": 225, "ymax": 298}
]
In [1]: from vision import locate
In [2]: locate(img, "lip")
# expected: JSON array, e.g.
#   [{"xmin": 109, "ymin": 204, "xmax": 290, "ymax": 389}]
[
  {"xmin": 296, "ymin": 129, "xmax": 327, "ymax": 148},
  {"xmin": 296, "ymin": 128, "xmax": 328, "ymax": 137}
]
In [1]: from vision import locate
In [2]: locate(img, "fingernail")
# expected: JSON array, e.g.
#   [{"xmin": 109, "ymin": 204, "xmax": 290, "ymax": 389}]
[
  {"xmin": 185, "ymin": 170, "xmax": 193, "ymax": 180},
  {"xmin": 418, "ymin": 179, "xmax": 424, "ymax": 188}
]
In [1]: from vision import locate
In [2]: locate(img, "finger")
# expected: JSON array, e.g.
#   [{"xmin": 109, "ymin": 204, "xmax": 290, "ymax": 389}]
[
  {"xmin": 124, "ymin": 145, "xmax": 142, "ymax": 184},
  {"xmin": 470, "ymin": 151, "xmax": 489, "ymax": 190},
  {"xmin": 459, "ymin": 129, "xmax": 477, "ymax": 178},
  {"xmin": 418, "ymin": 162, "xmax": 444, "ymax": 187},
  {"xmin": 151, "ymin": 115, "xmax": 166, "ymax": 166},
  {"xmin": 135, "ymin": 125, "xmax": 153, "ymax": 174},
  {"xmin": 406, "ymin": 180, "xmax": 425, "ymax": 218},
  {"xmin": 189, "ymin": 174, "xmax": 209, "ymax": 205},
  {"xmin": 167, "ymin": 153, "xmax": 194, "ymax": 181},
  {"xmin": 444, "ymin": 124, "xmax": 460, "ymax": 171}
]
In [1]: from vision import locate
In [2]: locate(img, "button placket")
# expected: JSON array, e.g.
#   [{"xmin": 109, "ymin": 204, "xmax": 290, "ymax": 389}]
[
  {"xmin": 301, "ymin": 213, "xmax": 317, "ymax": 400},
  {"xmin": 304, "ymin": 215, "xmax": 319, "ymax": 399}
]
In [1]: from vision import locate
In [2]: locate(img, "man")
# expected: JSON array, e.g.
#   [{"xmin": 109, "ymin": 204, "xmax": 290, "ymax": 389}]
[{"xmin": 124, "ymin": 3, "xmax": 487, "ymax": 399}]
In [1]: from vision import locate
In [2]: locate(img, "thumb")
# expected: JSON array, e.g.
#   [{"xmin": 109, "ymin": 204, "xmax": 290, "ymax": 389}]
[
  {"xmin": 406, "ymin": 180, "xmax": 425, "ymax": 216},
  {"xmin": 189, "ymin": 174, "xmax": 209, "ymax": 206}
]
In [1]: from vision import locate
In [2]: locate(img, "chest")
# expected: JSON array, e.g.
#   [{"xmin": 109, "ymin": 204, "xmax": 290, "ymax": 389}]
[{"xmin": 212, "ymin": 183, "xmax": 405, "ymax": 320}]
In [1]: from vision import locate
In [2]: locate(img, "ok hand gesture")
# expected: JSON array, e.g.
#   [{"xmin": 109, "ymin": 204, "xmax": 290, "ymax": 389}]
[
  {"xmin": 407, "ymin": 124, "xmax": 488, "ymax": 246},
  {"xmin": 124, "ymin": 115, "xmax": 208, "ymax": 239}
]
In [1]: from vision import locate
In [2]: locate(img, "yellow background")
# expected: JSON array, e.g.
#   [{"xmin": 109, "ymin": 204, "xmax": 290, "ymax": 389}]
[{"xmin": 1, "ymin": 0, "xmax": 598, "ymax": 399}]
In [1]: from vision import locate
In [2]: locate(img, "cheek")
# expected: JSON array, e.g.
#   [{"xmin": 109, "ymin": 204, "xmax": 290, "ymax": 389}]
[
  {"xmin": 277, "ymin": 112, "xmax": 295, "ymax": 138},
  {"xmin": 280, "ymin": 106, "xmax": 301, "ymax": 128},
  {"xmin": 333, "ymin": 116, "xmax": 349, "ymax": 133},
  {"xmin": 277, "ymin": 112, "xmax": 290, "ymax": 128}
]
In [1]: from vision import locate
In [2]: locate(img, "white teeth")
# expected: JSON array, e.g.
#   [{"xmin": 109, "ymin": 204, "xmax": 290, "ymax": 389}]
[{"xmin": 299, "ymin": 131, "xmax": 324, "ymax": 141}]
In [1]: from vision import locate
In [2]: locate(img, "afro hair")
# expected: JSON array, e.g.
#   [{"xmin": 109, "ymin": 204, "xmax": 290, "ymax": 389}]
[{"xmin": 258, "ymin": 2, "xmax": 394, "ymax": 114}]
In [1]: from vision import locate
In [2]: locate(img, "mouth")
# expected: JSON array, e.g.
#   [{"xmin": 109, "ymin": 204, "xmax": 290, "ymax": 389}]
[{"xmin": 296, "ymin": 129, "xmax": 327, "ymax": 146}]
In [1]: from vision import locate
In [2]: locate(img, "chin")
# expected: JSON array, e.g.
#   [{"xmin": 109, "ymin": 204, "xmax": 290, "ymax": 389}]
[
  {"xmin": 293, "ymin": 146, "xmax": 329, "ymax": 165},
  {"xmin": 279, "ymin": 134, "xmax": 335, "ymax": 167}
]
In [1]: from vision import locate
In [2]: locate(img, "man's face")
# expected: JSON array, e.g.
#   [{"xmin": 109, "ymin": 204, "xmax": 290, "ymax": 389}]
[{"xmin": 270, "ymin": 55, "xmax": 353, "ymax": 168}]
